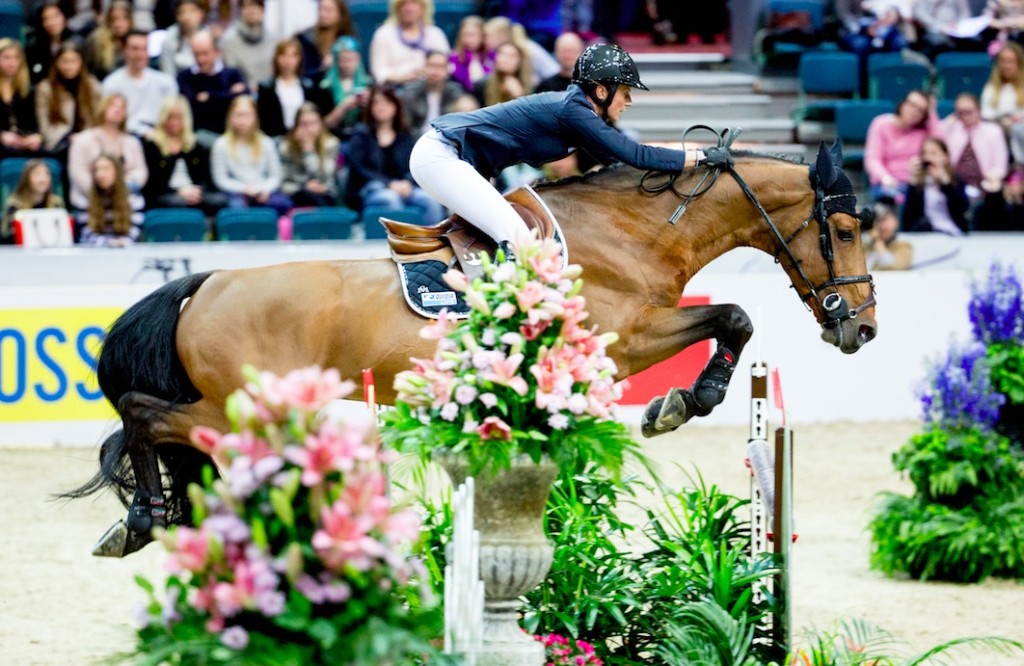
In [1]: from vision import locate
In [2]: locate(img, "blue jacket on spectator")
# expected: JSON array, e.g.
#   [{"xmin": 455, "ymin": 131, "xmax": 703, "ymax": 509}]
[{"xmin": 431, "ymin": 84, "xmax": 685, "ymax": 180}]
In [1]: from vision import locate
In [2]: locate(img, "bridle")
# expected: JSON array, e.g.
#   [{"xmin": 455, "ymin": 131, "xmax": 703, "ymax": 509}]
[{"xmin": 640, "ymin": 127, "xmax": 876, "ymax": 330}]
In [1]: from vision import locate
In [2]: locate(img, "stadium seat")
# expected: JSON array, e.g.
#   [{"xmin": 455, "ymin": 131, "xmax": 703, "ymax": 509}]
[
  {"xmin": 934, "ymin": 52, "xmax": 992, "ymax": 70},
  {"xmin": 360, "ymin": 205, "xmax": 424, "ymax": 239},
  {"xmin": 868, "ymin": 59, "xmax": 930, "ymax": 103},
  {"xmin": 142, "ymin": 208, "xmax": 208, "ymax": 242},
  {"xmin": 936, "ymin": 64, "xmax": 990, "ymax": 101},
  {"xmin": 834, "ymin": 100, "xmax": 892, "ymax": 168},
  {"xmin": 291, "ymin": 207, "xmax": 359, "ymax": 240},
  {"xmin": 215, "ymin": 207, "xmax": 279, "ymax": 241},
  {"xmin": 0, "ymin": 3, "xmax": 25, "ymax": 41},
  {"xmin": 0, "ymin": 157, "xmax": 65, "ymax": 203},
  {"xmin": 795, "ymin": 50, "xmax": 860, "ymax": 121}
]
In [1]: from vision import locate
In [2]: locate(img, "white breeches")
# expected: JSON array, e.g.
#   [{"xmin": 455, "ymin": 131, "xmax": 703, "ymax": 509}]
[{"xmin": 409, "ymin": 128, "xmax": 531, "ymax": 244}]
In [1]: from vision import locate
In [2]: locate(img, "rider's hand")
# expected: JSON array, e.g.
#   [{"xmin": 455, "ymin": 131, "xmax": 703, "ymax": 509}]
[{"xmin": 700, "ymin": 146, "xmax": 734, "ymax": 169}]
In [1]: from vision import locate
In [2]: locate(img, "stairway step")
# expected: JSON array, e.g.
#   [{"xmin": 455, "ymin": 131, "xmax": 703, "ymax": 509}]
[
  {"xmin": 639, "ymin": 70, "xmax": 759, "ymax": 93},
  {"xmin": 632, "ymin": 51, "xmax": 727, "ymax": 72}
]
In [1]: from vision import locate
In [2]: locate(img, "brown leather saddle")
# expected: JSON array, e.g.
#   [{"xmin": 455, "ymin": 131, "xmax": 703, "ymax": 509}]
[{"xmin": 379, "ymin": 185, "xmax": 558, "ymax": 281}]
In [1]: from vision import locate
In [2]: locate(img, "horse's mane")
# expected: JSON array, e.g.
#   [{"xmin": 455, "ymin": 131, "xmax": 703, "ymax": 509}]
[{"xmin": 534, "ymin": 150, "xmax": 807, "ymax": 191}]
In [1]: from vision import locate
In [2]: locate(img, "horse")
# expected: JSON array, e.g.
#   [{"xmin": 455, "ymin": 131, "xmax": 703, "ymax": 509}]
[{"xmin": 67, "ymin": 141, "xmax": 877, "ymax": 557}]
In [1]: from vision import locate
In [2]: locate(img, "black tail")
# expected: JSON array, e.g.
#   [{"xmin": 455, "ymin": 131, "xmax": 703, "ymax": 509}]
[
  {"xmin": 62, "ymin": 272, "xmax": 215, "ymax": 510},
  {"xmin": 98, "ymin": 271, "xmax": 214, "ymax": 408}
]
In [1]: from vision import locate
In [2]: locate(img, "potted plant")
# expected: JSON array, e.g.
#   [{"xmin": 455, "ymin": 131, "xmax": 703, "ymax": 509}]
[
  {"xmin": 380, "ymin": 235, "xmax": 641, "ymax": 664},
  {"xmin": 125, "ymin": 366, "xmax": 442, "ymax": 665}
]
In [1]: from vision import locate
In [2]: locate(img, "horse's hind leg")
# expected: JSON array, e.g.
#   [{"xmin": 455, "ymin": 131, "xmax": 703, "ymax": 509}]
[
  {"xmin": 638, "ymin": 304, "xmax": 753, "ymax": 438},
  {"xmin": 93, "ymin": 392, "xmax": 203, "ymax": 557}
]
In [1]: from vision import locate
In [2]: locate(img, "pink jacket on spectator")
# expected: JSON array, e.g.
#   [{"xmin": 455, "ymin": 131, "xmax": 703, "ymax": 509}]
[
  {"xmin": 864, "ymin": 111, "xmax": 942, "ymax": 186},
  {"xmin": 941, "ymin": 116, "xmax": 1010, "ymax": 187},
  {"xmin": 67, "ymin": 127, "xmax": 148, "ymax": 210}
]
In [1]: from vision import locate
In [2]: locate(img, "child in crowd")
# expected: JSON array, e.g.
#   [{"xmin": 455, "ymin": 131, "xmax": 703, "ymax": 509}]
[
  {"xmin": 35, "ymin": 39, "xmax": 102, "ymax": 153},
  {"xmin": 2, "ymin": 159, "xmax": 65, "ymax": 244},
  {"xmin": 281, "ymin": 102, "xmax": 340, "ymax": 208},
  {"xmin": 902, "ymin": 137, "xmax": 971, "ymax": 234},
  {"xmin": 211, "ymin": 95, "xmax": 292, "ymax": 215},
  {"xmin": 78, "ymin": 153, "xmax": 144, "ymax": 246}
]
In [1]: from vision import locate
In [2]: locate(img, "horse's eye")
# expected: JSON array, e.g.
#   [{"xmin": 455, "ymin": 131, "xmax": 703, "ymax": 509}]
[{"xmin": 837, "ymin": 229, "xmax": 855, "ymax": 242}]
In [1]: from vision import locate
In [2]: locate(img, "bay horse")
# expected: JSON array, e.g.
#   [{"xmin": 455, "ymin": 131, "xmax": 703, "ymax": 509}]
[{"xmin": 68, "ymin": 142, "xmax": 877, "ymax": 556}]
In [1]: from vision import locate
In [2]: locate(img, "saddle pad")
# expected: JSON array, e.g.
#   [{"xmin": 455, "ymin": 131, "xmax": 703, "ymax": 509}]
[{"xmin": 398, "ymin": 223, "xmax": 568, "ymax": 320}]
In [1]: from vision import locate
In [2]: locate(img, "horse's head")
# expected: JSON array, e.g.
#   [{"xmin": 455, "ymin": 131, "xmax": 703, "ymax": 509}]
[{"xmin": 773, "ymin": 141, "xmax": 878, "ymax": 353}]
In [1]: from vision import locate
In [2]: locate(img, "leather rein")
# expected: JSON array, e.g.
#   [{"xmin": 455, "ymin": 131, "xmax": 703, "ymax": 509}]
[{"xmin": 640, "ymin": 127, "xmax": 876, "ymax": 330}]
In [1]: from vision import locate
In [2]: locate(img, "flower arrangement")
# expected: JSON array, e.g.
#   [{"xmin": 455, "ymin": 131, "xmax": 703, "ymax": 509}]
[
  {"xmin": 128, "ymin": 365, "xmax": 442, "ymax": 665},
  {"xmin": 380, "ymin": 235, "xmax": 639, "ymax": 476},
  {"xmin": 535, "ymin": 632, "xmax": 603, "ymax": 665},
  {"xmin": 871, "ymin": 260, "xmax": 1024, "ymax": 582}
]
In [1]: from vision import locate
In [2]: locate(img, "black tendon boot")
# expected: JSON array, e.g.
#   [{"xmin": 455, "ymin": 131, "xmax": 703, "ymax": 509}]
[{"xmin": 690, "ymin": 346, "xmax": 737, "ymax": 416}]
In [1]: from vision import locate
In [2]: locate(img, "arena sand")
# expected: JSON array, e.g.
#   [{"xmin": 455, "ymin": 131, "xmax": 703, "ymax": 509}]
[{"xmin": 1, "ymin": 420, "xmax": 1021, "ymax": 665}]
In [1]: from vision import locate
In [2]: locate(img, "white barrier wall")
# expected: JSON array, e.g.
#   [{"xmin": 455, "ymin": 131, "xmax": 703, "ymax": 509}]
[{"xmin": 0, "ymin": 236, "xmax": 1016, "ymax": 445}]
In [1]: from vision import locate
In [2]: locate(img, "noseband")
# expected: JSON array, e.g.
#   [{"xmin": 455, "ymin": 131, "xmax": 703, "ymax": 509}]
[{"xmin": 641, "ymin": 130, "xmax": 876, "ymax": 330}]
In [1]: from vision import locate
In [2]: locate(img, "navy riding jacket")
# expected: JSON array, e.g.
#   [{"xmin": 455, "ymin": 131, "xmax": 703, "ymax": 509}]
[{"xmin": 431, "ymin": 84, "xmax": 687, "ymax": 180}]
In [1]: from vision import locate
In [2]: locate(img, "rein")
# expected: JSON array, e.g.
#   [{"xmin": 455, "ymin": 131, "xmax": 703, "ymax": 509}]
[{"xmin": 645, "ymin": 130, "xmax": 876, "ymax": 329}]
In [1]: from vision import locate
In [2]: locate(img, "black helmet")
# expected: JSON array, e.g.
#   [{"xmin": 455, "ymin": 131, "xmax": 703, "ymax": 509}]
[{"xmin": 571, "ymin": 43, "xmax": 649, "ymax": 91}]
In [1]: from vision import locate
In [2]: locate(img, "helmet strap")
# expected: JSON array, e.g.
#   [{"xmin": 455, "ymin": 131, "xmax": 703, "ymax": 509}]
[{"xmin": 592, "ymin": 82, "xmax": 619, "ymax": 123}]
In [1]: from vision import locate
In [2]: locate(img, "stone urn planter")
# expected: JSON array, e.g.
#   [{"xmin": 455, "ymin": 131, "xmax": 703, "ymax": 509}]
[{"xmin": 440, "ymin": 455, "xmax": 558, "ymax": 666}]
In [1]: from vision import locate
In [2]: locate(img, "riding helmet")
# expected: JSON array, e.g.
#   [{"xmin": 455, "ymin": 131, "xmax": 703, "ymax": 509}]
[{"xmin": 571, "ymin": 43, "xmax": 649, "ymax": 91}]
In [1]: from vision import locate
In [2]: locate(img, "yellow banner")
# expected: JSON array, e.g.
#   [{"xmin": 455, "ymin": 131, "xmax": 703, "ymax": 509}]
[{"xmin": 0, "ymin": 307, "xmax": 123, "ymax": 422}]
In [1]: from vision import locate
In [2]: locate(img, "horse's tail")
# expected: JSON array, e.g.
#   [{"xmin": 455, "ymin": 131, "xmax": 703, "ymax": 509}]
[
  {"xmin": 61, "ymin": 272, "xmax": 214, "ymax": 507},
  {"xmin": 98, "ymin": 271, "xmax": 214, "ymax": 408}
]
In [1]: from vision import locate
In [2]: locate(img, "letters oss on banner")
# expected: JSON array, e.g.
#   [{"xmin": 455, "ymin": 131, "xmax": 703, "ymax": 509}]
[{"xmin": 0, "ymin": 307, "xmax": 121, "ymax": 422}]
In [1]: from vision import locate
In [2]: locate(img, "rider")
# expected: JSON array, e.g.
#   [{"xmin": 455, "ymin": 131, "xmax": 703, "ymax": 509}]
[{"xmin": 409, "ymin": 43, "xmax": 731, "ymax": 258}]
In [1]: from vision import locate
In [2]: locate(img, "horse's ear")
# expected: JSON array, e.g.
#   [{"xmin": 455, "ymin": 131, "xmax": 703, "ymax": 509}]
[
  {"xmin": 830, "ymin": 139, "xmax": 844, "ymax": 167},
  {"xmin": 815, "ymin": 141, "xmax": 838, "ymax": 190}
]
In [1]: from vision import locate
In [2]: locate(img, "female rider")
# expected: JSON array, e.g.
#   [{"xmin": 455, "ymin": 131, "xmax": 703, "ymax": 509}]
[{"xmin": 409, "ymin": 43, "xmax": 728, "ymax": 258}]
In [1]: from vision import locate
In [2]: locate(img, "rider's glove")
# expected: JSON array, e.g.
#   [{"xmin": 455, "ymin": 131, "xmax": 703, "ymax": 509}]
[{"xmin": 700, "ymin": 146, "xmax": 734, "ymax": 169}]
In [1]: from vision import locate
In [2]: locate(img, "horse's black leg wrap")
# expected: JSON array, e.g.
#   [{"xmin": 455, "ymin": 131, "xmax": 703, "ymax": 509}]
[
  {"xmin": 689, "ymin": 346, "xmax": 737, "ymax": 416},
  {"xmin": 126, "ymin": 491, "xmax": 167, "ymax": 535}
]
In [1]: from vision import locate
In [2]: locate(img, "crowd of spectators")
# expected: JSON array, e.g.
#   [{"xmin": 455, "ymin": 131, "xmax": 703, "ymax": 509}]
[
  {"xmin": 3, "ymin": 0, "xmax": 692, "ymax": 247},
  {"xmin": 815, "ymin": 2, "xmax": 1024, "ymax": 234}
]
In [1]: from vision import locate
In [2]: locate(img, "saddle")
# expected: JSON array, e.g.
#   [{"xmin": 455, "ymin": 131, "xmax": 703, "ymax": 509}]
[
  {"xmin": 377, "ymin": 185, "xmax": 565, "ymax": 319},
  {"xmin": 380, "ymin": 185, "xmax": 557, "ymax": 281}
]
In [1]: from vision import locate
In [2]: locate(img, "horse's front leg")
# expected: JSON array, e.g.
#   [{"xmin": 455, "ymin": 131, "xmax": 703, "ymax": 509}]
[{"xmin": 634, "ymin": 304, "xmax": 753, "ymax": 438}]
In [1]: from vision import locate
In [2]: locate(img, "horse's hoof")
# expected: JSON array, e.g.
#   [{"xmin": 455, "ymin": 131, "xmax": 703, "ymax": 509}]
[
  {"xmin": 92, "ymin": 520, "xmax": 128, "ymax": 557},
  {"xmin": 641, "ymin": 397, "xmax": 665, "ymax": 438},
  {"xmin": 655, "ymin": 389, "xmax": 688, "ymax": 431},
  {"xmin": 91, "ymin": 520, "xmax": 155, "ymax": 557}
]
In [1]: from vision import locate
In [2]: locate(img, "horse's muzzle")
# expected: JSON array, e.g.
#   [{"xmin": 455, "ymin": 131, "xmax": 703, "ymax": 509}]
[{"xmin": 820, "ymin": 318, "xmax": 877, "ymax": 353}]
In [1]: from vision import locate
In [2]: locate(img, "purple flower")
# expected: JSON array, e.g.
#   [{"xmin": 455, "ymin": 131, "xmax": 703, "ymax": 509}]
[
  {"xmin": 221, "ymin": 625, "xmax": 249, "ymax": 650},
  {"xmin": 919, "ymin": 341, "xmax": 1005, "ymax": 430},
  {"xmin": 969, "ymin": 261, "xmax": 1024, "ymax": 345}
]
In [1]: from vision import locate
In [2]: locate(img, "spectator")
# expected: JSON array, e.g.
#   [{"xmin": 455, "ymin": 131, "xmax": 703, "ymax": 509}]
[
  {"xmin": 647, "ymin": 0, "xmax": 729, "ymax": 45},
  {"xmin": 77, "ymin": 153, "xmax": 144, "ymax": 246},
  {"xmin": 160, "ymin": 0, "xmax": 207, "ymax": 77},
  {"xmin": 902, "ymin": 136, "xmax": 971, "ymax": 233},
  {"xmin": 35, "ymin": 40, "xmax": 102, "ymax": 153},
  {"xmin": 178, "ymin": 30, "xmax": 249, "ymax": 145},
  {"xmin": 257, "ymin": 37, "xmax": 333, "ymax": 139},
  {"xmin": 941, "ymin": 92, "xmax": 1009, "ymax": 204},
  {"xmin": 131, "ymin": 0, "xmax": 159, "ymax": 33},
  {"xmin": 866, "ymin": 199, "xmax": 913, "ymax": 270},
  {"xmin": 985, "ymin": 0, "xmax": 1024, "ymax": 48},
  {"xmin": 911, "ymin": 0, "xmax": 975, "ymax": 56},
  {"xmin": 210, "ymin": 95, "xmax": 292, "ymax": 215},
  {"xmin": 280, "ymin": 102, "xmax": 340, "ymax": 207},
  {"xmin": 492, "ymin": 0, "xmax": 562, "ymax": 50},
  {"xmin": 449, "ymin": 15, "xmax": 492, "ymax": 93},
  {"xmin": 975, "ymin": 163, "xmax": 1024, "ymax": 229},
  {"xmin": 981, "ymin": 42, "xmax": 1024, "ymax": 161},
  {"xmin": 26, "ymin": 2, "xmax": 74, "ymax": 84},
  {"xmin": 102, "ymin": 30, "xmax": 180, "ymax": 135},
  {"xmin": 2, "ymin": 159, "xmax": 65, "ymax": 244},
  {"xmin": 483, "ymin": 16, "xmax": 558, "ymax": 86},
  {"xmin": 344, "ymin": 85, "xmax": 441, "ymax": 224},
  {"xmin": 399, "ymin": 50, "xmax": 465, "ymax": 135},
  {"xmin": 840, "ymin": 5, "xmax": 912, "ymax": 60},
  {"xmin": 220, "ymin": 0, "xmax": 277, "ymax": 89},
  {"xmin": 864, "ymin": 89, "xmax": 943, "ymax": 200},
  {"xmin": 474, "ymin": 41, "xmax": 533, "ymax": 107},
  {"xmin": 142, "ymin": 95, "xmax": 226, "ymax": 216},
  {"xmin": 0, "ymin": 39, "xmax": 43, "ymax": 158},
  {"xmin": 67, "ymin": 93, "xmax": 147, "ymax": 210},
  {"xmin": 369, "ymin": 0, "xmax": 450, "ymax": 86},
  {"xmin": 321, "ymin": 36, "xmax": 372, "ymax": 141},
  {"xmin": 295, "ymin": 0, "xmax": 357, "ymax": 84},
  {"xmin": 562, "ymin": 0, "xmax": 596, "ymax": 38},
  {"xmin": 535, "ymin": 31, "xmax": 585, "ymax": 93},
  {"xmin": 85, "ymin": 1, "xmax": 133, "ymax": 81}
]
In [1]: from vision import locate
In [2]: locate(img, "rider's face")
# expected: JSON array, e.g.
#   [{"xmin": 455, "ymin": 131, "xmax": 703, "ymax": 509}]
[{"xmin": 604, "ymin": 85, "xmax": 632, "ymax": 122}]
